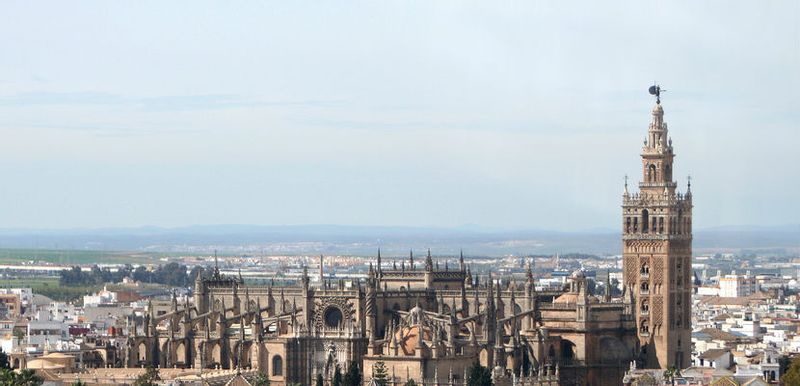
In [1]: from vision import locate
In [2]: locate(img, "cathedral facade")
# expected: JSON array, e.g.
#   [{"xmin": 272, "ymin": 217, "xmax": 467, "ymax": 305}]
[{"xmin": 123, "ymin": 94, "xmax": 692, "ymax": 386}]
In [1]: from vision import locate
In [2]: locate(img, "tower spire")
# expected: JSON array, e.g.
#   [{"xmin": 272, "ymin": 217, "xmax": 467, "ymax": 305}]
[
  {"xmin": 319, "ymin": 254, "xmax": 324, "ymax": 285},
  {"xmin": 213, "ymin": 249, "xmax": 220, "ymax": 280},
  {"xmin": 623, "ymin": 87, "xmax": 692, "ymax": 369},
  {"xmin": 425, "ymin": 249, "xmax": 433, "ymax": 271},
  {"xmin": 377, "ymin": 248, "xmax": 382, "ymax": 275}
]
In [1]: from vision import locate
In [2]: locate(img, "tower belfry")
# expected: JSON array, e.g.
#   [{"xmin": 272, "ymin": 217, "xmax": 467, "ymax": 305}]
[{"xmin": 623, "ymin": 86, "xmax": 692, "ymax": 369}]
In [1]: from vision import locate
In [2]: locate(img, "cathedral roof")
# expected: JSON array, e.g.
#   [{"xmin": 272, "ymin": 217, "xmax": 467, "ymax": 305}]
[
  {"xmin": 394, "ymin": 325, "xmax": 433, "ymax": 355},
  {"xmin": 570, "ymin": 269, "xmax": 586, "ymax": 279},
  {"xmin": 26, "ymin": 359, "xmax": 65, "ymax": 370},
  {"xmin": 553, "ymin": 293, "xmax": 579, "ymax": 304}
]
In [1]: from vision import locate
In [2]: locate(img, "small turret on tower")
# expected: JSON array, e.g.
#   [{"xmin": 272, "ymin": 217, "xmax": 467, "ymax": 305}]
[{"xmin": 425, "ymin": 249, "xmax": 434, "ymax": 271}]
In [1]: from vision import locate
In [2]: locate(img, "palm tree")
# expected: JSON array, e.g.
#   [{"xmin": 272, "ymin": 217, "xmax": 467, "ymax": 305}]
[
  {"xmin": 0, "ymin": 368, "xmax": 44, "ymax": 386},
  {"xmin": 252, "ymin": 373, "xmax": 270, "ymax": 386},
  {"xmin": 662, "ymin": 365, "xmax": 680, "ymax": 386}
]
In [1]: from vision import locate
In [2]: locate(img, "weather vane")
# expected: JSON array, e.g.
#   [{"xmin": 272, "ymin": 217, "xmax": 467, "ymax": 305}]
[{"xmin": 648, "ymin": 84, "xmax": 665, "ymax": 104}]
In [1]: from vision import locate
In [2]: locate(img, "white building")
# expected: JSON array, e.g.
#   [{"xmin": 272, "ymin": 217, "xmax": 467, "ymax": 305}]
[
  {"xmin": 693, "ymin": 348, "xmax": 732, "ymax": 369},
  {"xmin": 82, "ymin": 285, "xmax": 118, "ymax": 307},
  {"xmin": 719, "ymin": 274, "xmax": 757, "ymax": 298},
  {"xmin": 27, "ymin": 310, "xmax": 69, "ymax": 352},
  {"xmin": 697, "ymin": 286, "xmax": 721, "ymax": 296},
  {"xmin": 0, "ymin": 288, "xmax": 33, "ymax": 307}
]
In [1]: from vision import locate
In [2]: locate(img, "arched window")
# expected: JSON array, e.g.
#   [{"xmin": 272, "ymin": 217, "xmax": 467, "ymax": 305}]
[
  {"xmin": 324, "ymin": 307, "xmax": 344, "ymax": 328},
  {"xmin": 633, "ymin": 217, "xmax": 639, "ymax": 232},
  {"xmin": 640, "ymin": 282, "xmax": 649, "ymax": 294},
  {"xmin": 560, "ymin": 340, "xmax": 576, "ymax": 360},
  {"xmin": 647, "ymin": 164, "xmax": 656, "ymax": 182},
  {"xmin": 272, "ymin": 355, "xmax": 283, "ymax": 376},
  {"xmin": 640, "ymin": 263, "xmax": 649, "ymax": 275},
  {"xmin": 658, "ymin": 217, "xmax": 664, "ymax": 233},
  {"xmin": 176, "ymin": 342, "xmax": 186, "ymax": 364},
  {"xmin": 640, "ymin": 320, "xmax": 649, "ymax": 333},
  {"xmin": 626, "ymin": 217, "xmax": 631, "ymax": 233},
  {"xmin": 138, "ymin": 342, "xmax": 147, "ymax": 362},
  {"xmin": 642, "ymin": 210, "xmax": 649, "ymax": 234}
]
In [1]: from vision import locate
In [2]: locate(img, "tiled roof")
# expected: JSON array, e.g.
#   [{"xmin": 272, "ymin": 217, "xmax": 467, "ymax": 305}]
[
  {"xmin": 695, "ymin": 328, "xmax": 747, "ymax": 342},
  {"xmin": 699, "ymin": 348, "xmax": 731, "ymax": 360}
]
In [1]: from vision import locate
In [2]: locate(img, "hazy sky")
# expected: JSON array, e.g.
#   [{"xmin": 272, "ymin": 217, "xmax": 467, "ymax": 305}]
[{"xmin": 0, "ymin": 1, "xmax": 797, "ymax": 230}]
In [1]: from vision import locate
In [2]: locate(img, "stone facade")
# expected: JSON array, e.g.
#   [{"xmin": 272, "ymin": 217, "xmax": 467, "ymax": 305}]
[
  {"xmin": 119, "ymin": 94, "xmax": 690, "ymax": 385},
  {"xmin": 622, "ymin": 99, "xmax": 693, "ymax": 369},
  {"xmin": 123, "ymin": 252, "xmax": 640, "ymax": 386}
]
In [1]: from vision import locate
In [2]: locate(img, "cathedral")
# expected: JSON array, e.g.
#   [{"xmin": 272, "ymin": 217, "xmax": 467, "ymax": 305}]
[{"xmin": 123, "ymin": 92, "xmax": 693, "ymax": 386}]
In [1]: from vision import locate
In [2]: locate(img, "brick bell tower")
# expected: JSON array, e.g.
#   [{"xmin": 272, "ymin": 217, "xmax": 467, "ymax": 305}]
[{"xmin": 622, "ymin": 85, "xmax": 692, "ymax": 369}]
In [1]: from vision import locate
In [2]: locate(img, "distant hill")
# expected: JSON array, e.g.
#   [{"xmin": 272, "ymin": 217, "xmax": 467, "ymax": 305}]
[{"xmin": 0, "ymin": 224, "xmax": 795, "ymax": 257}]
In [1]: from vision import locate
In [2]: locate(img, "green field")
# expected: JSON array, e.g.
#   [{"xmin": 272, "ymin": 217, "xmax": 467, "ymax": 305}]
[
  {"xmin": 0, "ymin": 277, "xmax": 101, "ymax": 303},
  {"xmin": 0, "ymin": 248, "xmax": 168, "ymax": 265},
  {"xmin": 0, "ymin": 248, "xmax": 183, "ymax": 303}
]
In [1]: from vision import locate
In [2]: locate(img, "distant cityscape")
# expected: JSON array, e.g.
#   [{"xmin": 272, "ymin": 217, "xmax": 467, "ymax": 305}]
[{"xmin": 0, "ymin": 97, "xmax": 798, "ymax": 386}]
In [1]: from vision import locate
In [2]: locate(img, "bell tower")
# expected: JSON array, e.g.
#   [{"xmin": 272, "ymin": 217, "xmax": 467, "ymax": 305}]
[{"xmin": 622, "ymin": 86, "xmax": 692, "ymax": 369}]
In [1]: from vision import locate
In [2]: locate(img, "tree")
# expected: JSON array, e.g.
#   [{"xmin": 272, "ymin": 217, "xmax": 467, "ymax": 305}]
[
  {"xmin": 71, "ymin": 381, "xmax": 88, "ymax": 386},
  {"xmin": 252, "ymin": 373, "xmax": 270, "ymax": 386},
  {"xmin": 13, "ymin": 329, "xmax": 25, "ymax": 346},
  {"xmin": 118, "ymin": 264, "xmax": 134, "ymax": 280},
  {"xmin": 609, "ymin": 278, "xmax": 622, "ymax": 296},
  {"xmin": 332, "ymin": 364, "xmax": 343, "ymax": 386},
  {"xmin": 662, "ymin": 365, "xmax": 681, "ymax": 386},
  {"xmin": 0, "ymin": 347, "xmax": 9, "ymax": 369},
  {"xmin": 466, "ymin": 361, "xmax": 492, "ymax": 386},
  {"xmin": 587, "ymin": 278, "xmax": 596, "ymax": 295},
  {"xmin": 0, "ymin": 368, "xmax": 43, "ymax": 386},
  {"xmin": 132, "ymin": 266, "xmax": 151, "ymax": 283},
  {"xmin": 343, "ymin": 361, "xmax": 361, "ymax": 386},
  {"xmin": 783, "ymin": 356, "xmax": 800, "ymax": 386},
  {"xmin": 403, "ymin": 380, "xmax": 417, "ymax": 386},
  {"xmin": 316, "ymin": 373, "xmax": 324, "ymax": 386},
  {"xmin": 132, "ymin": 366, "xmax": 161, "ymax": 386},
  {"xmin": 372, "ymin": 361, "xmax": 389, "ymax": 386},
  {"xmin": 153, "ymin": 262, "xmax": 189, "ymax": 286}
]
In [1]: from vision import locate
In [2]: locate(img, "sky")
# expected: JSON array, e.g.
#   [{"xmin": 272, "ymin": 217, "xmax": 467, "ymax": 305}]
[{"xmin": 0, "ymin": 1, "xmax": 797, "ymax": 231}]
